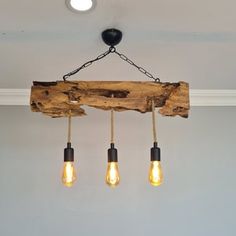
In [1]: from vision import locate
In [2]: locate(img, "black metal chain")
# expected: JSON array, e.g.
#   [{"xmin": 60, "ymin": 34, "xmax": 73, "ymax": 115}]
[
  {"xmin": 113, "ymin": 49, "xmax": 160, "ymax": 82},
  {"xmin": 63, "ymin": 47, "xmax": 113, "ymax": 81},
  {"xmin": 63, "ymin": 46, "xmax": 160, "ymax": 82}
]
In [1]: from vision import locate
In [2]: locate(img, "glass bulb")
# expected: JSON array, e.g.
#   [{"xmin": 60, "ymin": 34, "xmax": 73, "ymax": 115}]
[
  {"xmin": 149, "ymin": 161, "xmax": 163, "ymax": 186},
  {"xmin": 106, "ymin": 162, "xmax": 120, "ymax": 187},
  {"xmin": 62, "ymin": 162, "xmax": 76, "ymax": 187}
]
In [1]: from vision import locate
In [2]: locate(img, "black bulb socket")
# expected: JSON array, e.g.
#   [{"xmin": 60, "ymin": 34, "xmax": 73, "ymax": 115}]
[
  {"xmin": 108, "ymin": 143, "xmax": 118, "ymax": 162},
  {"xmin": 64, "ymin": 142, "xmax": 74, "ymax": 162},
  {"xmin": 151, "ymin": 142, "xmax": 161, "ymax": 161}
]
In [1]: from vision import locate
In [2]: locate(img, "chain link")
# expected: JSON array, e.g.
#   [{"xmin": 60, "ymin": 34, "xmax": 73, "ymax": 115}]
[
  {"xmin": 114, "ymin": 51, "xmax": 160, "ymax": 82},
  {"xmin": 63, "ymin": 46, "xmax": 160, "ymax": 82},
  {"xmin": 63, "ymin": 48, "xmax": 112, "ymax": 81}
]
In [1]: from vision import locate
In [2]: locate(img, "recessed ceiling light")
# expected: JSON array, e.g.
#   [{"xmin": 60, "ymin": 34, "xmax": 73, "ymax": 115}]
[{"xmin": 66, "ymin": 0, "xmax": 95, "ymax": 12}]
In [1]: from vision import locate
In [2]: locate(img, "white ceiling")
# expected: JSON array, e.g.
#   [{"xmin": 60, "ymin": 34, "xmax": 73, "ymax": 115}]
[{"xmin": 0, "ymin": 0, "xmax": 236, "ymax": 89}]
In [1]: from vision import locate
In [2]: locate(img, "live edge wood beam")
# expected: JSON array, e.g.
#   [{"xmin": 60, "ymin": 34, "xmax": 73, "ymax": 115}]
[{"xmin": 30, "ymin": 81, "xmax": 190, "ymax": 118}]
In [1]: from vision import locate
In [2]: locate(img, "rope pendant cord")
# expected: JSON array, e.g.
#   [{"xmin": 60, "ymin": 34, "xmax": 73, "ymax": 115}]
[
  {"xmin": 152, "ymin": 100, "xmax": 157, "ymax": 143},
  {"xmin": 111, "ymin": 108, "xmax": 114, "ymax": 144},
  {"xmin": 67, "ymin": 101, "xmax": 155, "ymax": 144},
  {"xmin": 68, "ymin": 112, "xmax": 71, "ymax": 143}
]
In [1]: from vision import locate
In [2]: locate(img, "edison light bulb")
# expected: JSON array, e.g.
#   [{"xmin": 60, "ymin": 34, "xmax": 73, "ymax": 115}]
[
  {"xmin": 149, "ymin": 161, "xmax": 163, "ymax": 186},
  {"xmin": 62, "ymin": 162, "xmax": 76, "ymax": 187},
  {"xmin": 106, "ymin": 162, "xmax": 120, "ymax": 187}
]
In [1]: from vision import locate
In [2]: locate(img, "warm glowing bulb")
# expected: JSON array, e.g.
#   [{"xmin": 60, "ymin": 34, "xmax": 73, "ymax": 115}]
[
  {"xmin": 149, "ymin": 161, "xmax": 163, "ymax": 186},
  {"xmin": 62, "ymin": 162, "xmax": 76, "ymax": 187},
  {"xmin": 106, "ymin": 162, "xmax": 120, "ymax": 187}
]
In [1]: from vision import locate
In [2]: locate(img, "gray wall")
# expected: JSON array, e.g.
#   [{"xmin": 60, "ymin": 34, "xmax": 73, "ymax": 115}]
[{"xmin": 0, "ymin": 106, "xmax": 235, "ymax": 236}]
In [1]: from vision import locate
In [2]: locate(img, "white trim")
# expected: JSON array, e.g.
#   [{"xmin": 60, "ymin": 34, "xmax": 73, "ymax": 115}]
[
  {"xmin": 0, "ymin": 89, "xmax": 30, "ymax": 105},
  {"xmin": 190, "ymin": 90, "xmax": 236, "ymax": 106},
  {"xmin": 0, "ymin": 89, "xmax": 236, "ymax": 107}
]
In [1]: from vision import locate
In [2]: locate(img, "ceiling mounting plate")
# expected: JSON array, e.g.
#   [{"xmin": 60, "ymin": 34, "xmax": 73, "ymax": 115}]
[{"xmin": 102, "ymin": 29, "xmax": 122, "ymax": 47}]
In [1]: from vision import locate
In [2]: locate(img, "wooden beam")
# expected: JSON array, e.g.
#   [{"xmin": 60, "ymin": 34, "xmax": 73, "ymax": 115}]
[{"xmin": 30, "ymin": 81, "xmax": 189, "ymax": 118}]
